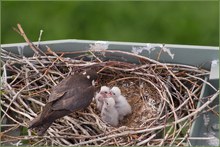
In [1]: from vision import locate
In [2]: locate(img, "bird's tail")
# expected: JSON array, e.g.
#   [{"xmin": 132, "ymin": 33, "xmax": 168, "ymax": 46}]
[
  {"xmin": 28, "ymin": 108, "xmax": 71, "ymax": 135},
  {"xmin": 29, "ymin": 121, "xmax": 52, "ymax": 136},
  {"xmin": 35, "ymin": 122, "xmax": 53, "ymax": 136},
  {"xmin": 28, "ymin": 104, "xmax": 53, "ymax": 135},
  {"xmin": 28, "ymin": 115, "xmax": 42, "ymax": 129},
  {"xmin": 28, "ymin": 114, "xmax": 53, "ymax": 136}
]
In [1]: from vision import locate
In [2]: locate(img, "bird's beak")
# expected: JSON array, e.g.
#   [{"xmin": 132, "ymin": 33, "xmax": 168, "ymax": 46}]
[
  {"xmin": 107, "ymin": 92, "xmax": 112, "ymax": 97},
  {"xmin": 92, "ymin": 79, "xmax": 99, "ymax": 86}
]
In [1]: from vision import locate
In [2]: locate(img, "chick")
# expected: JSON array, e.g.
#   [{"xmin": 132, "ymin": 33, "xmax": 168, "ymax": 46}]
[
  {"xmin": 95, "ymin": 86, "xmax": 110, "ymax": 111},
  {"xmin": 110, "ymin": 86, "xmax": 132, "ymax": 121},
  {"xmin": 101, "ymin": 97, "xmax": 119, "ymax": 127}
]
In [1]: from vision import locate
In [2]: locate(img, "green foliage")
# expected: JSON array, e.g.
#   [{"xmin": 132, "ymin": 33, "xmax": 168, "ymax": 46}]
[
  {"xmin": 1, "ymin": 1, "xmax": 219, "ymax": 46},
  {"xmin": 21, "ymin": 126, "xmax": 28, "ymax": 135},
  {"xmin": 0, "ymin": 90, "xmax": 4, "ymax": 95}
]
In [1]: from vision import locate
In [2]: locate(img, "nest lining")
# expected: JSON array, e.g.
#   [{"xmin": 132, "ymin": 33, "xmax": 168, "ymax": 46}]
[{"xmin": 1, "ymin": 47, "xmax": 219, "ymax": 146}]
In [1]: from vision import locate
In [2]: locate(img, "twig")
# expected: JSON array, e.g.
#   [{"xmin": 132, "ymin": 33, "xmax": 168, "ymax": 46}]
[
  {"xmin": 37, "ymin": 30, "xmax": 43, "ymax": 48},
  {"xmin": 16, "ymin": 24, "xmax": 39, "ymax": 55}
]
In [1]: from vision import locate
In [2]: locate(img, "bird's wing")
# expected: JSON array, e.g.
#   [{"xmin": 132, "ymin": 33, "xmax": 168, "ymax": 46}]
[
  {"xmin": 48, "ymin": 74, "xmax": 87, "ymax": 103},
  {"xmin": 48, "ymin": 91, "xmax": 66, "ymax": 103},
  {"xmin": 51, "ymin": 86, "xmax": 95, "ymax": 112}
]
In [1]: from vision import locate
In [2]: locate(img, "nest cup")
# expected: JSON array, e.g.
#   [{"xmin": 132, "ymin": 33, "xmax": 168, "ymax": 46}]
[{"xmin": 96, "ymin": 66, "xmax": 161, "ymax": 128}]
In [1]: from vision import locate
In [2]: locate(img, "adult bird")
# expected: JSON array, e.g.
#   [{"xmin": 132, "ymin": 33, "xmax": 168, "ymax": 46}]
[{"xmin": 28, "ymin": 69, "xmax": 98, "ymax": 135}]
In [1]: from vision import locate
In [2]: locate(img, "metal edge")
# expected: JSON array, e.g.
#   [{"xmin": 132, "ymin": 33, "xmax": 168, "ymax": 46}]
[{"xmin": 1, "ymin": 39, "xmax": 219, "ymax": 50}]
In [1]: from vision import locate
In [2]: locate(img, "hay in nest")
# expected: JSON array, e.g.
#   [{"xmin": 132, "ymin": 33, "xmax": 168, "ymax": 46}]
[{"xmin": 1, "ymin": 24, "xmax": 219, "ymax": 146}]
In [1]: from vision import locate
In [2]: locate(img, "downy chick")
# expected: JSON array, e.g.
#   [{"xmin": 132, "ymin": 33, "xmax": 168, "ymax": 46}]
[
  {"xmin": 95, "ymin": 86, "xmax": 110, "ymax": 111},
  {"xmin": 101, "ymin": 97, "xmax": 119, "ymax": 127},
  {"xmin": 110, "ymin": 86, "xmax": 132, "ymax": 121}
]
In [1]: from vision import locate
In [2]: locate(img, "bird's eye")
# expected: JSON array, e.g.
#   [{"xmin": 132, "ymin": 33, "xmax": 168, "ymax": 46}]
[
  {"xmin": 113, "ymin": 93, "xmax": 115, "ymax": 95},
  {"xmin": 104, "ymin": 91, "xmax": 107, "ymax": 94}
]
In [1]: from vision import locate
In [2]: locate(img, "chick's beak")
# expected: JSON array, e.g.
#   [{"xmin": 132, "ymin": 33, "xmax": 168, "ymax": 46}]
[{"xmin": 107, "ymin": 92, "xmax": 112, "ymax": 97}]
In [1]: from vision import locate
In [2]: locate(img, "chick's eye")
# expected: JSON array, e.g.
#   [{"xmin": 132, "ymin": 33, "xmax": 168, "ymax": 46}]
[
  {"xmin": 113, "ymin": 93, "xmax": 116, "ymax": 95},
  {"xmin": 104, "ymin": 91, "xmax": 107, "ymax": 94}
]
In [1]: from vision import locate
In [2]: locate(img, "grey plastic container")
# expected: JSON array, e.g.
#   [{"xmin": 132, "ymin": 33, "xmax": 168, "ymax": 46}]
[{"xmin": 1, "ymin": 39, "xmax": 219, "ymax": 146}]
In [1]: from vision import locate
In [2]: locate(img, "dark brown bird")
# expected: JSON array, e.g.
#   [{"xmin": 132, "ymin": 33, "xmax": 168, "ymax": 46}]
[{"xmin": 28, "ymin": 70, "xmax": 98, "ymax": 135}]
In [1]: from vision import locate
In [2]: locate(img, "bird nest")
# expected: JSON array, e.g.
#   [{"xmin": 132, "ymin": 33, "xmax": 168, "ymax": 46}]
[
  {"xmin": 1, "ymin": 25, "xmax": 219, "ymax": 146},
  {"xmin": 1, "ymin": 47, "xmax": 219, "ymax": 146}
]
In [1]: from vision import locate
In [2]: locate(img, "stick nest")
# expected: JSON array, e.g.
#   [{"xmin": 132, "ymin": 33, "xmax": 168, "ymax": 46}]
[{"xmin": 1, "ymin": 46, "xmax": 219, "ymax": 146}]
